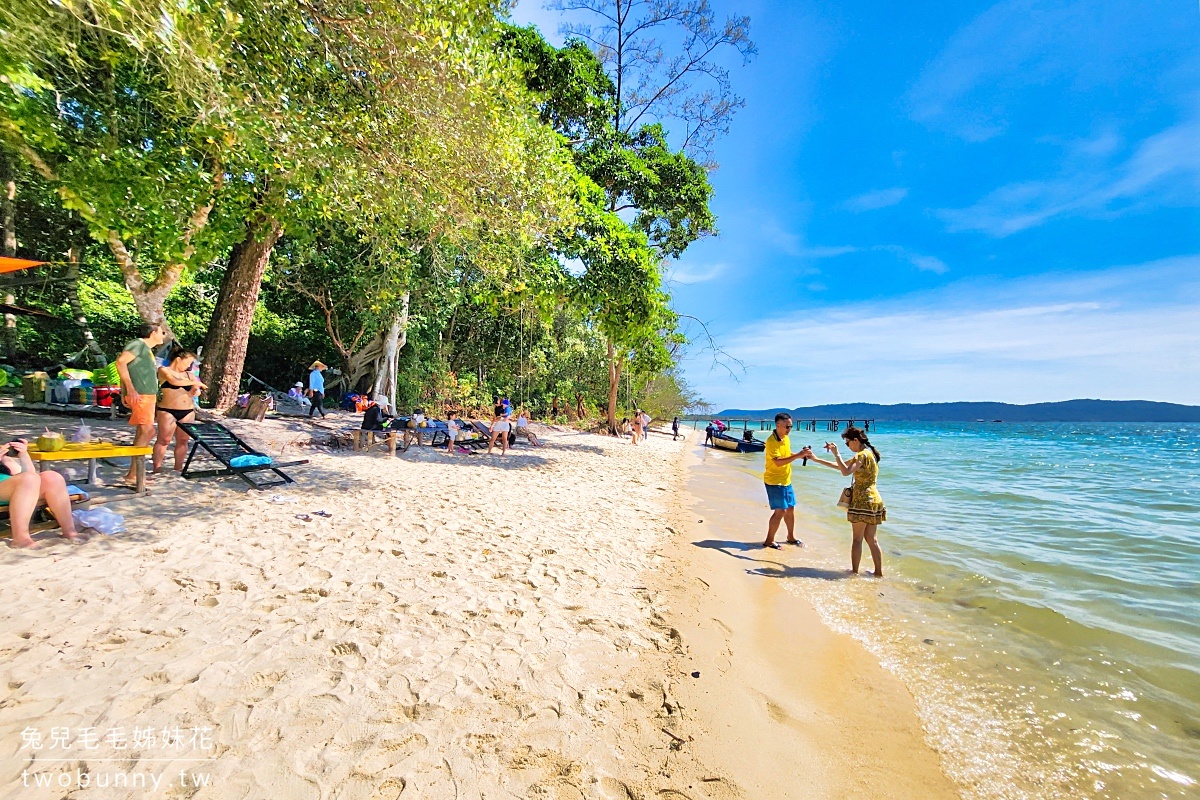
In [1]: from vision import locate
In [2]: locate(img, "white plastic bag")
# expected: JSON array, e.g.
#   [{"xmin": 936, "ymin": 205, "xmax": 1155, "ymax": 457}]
[{"xmin": 72, "ymin": 507, "xmax": 126, "ymax": 535}]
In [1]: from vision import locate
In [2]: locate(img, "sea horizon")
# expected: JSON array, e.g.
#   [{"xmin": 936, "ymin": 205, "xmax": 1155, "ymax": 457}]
[{"xmin": 698, "ymin": 398, "xmax": 1200, "ymax": 424}]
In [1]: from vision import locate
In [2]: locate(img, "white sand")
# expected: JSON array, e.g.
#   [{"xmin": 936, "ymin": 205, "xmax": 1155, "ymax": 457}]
[{"xmin": 0, "ymin": 417, "xmax": 697, "ymax": 799}]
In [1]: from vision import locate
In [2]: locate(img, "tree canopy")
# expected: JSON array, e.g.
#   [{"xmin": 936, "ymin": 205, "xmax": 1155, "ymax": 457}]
[{"xmin": 0, "ymin": 1, "xmax": 750, "ymax": 424}]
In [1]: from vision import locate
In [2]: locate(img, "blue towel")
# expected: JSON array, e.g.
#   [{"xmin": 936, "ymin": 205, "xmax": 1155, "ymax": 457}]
[{"xmin": 229, "ymin": 454, "xmax": 273, "ymax": 468}]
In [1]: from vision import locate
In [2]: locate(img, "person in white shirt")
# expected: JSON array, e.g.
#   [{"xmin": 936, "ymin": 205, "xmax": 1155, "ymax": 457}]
[
  {"xmin": 515, "ymin": 409, "xmax": 541, "ymax": 447},
  {"xmin": 445, "ymin": 410, "xmax": 462, "ymax": 455}
]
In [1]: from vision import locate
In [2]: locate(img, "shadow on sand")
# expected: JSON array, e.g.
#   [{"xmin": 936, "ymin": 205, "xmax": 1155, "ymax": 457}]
[{"xmin": 692, "ymin": 538, "xmax": 848, "ymax": 581}]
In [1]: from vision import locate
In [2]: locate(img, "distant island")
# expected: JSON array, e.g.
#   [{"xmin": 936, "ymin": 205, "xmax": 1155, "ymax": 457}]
[{"xmin": 714, "ymin": 400, "xmax": 1200, "ymax": 423}]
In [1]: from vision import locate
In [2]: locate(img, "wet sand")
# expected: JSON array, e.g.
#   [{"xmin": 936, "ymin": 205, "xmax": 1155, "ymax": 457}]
[{"xmin": 644, "ymin": 439, "xmax": 961, "ymax": 799}]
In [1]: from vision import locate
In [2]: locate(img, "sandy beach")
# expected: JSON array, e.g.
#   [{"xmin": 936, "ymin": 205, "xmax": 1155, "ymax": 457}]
[{"xmin": 0, "ymin": 412, "xmax": 958, "ymax": 798}]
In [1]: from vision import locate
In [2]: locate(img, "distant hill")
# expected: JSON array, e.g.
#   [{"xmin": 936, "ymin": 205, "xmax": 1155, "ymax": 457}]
[{"xmin": 713, "ymin": 400, "xmax": 1200, "ymax": 423}]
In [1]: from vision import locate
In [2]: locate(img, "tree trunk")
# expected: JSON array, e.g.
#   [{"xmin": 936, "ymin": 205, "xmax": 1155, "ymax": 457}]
[
  {"xmin": 65, "ymin": 246, "xmax": 107, "ymax": 367},
  {"xmin": 606, "ymin": 338, "xmax": 621, "ymax": 435},
  {"xmin": 369, "ymin": 293, "xmax": 410, "ymax": 412},
  {"xmin": 200, "ymin": 215, "xmax": 282, "ymax": 410},
  {"xmin": 3, "ymin": 173, "xmax": 17, "ymax": 359}
]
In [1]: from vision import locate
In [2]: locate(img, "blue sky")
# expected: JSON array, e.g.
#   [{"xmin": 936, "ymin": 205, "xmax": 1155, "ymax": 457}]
[{"xmin": 510, "ymin": 1, "xmax": 1200, "ymax": 409}]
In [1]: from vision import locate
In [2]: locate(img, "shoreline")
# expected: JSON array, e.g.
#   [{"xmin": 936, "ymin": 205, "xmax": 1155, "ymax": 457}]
[
  {"xmin": 0, "ymin": 412, "xmax": 958, "ymax": 799},
  {"xmin": 646, "ymin": 436, "xmax": 961, "ymax": 799}
]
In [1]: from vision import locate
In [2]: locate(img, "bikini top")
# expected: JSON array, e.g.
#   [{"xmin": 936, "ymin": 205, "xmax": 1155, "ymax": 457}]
[{"xmin": 160, "ymin": 380, "xmax": 191, "ymax": 390}]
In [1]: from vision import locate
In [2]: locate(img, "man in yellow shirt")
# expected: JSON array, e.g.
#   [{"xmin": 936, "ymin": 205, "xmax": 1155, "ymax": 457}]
[{"xmin": 763, "ymin": 412, "xmax": 810, "ymax": 549}]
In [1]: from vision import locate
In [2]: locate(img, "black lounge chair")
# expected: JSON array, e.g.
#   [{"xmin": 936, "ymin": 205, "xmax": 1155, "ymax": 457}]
[{"xmin": 179, "ymin": 421, "xmax": 309, "ymax": 490}]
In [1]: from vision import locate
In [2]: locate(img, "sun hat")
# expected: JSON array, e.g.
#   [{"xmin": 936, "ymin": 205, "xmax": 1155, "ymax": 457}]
[
  {"xmin": 293, "ymin": 381, "xmax": 303, "ymax": 388},
  {"xmin": 309, "ymin": 360, "xmax": 327, "ymax": 370}
]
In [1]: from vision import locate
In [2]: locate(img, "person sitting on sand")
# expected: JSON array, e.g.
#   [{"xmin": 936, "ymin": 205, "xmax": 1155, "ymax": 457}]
[
  {"xmin": 288, "ymin": 382, "xmax": 304, "ymax": 400},
  {"xmin": 153, "ymin": 350, "xmax": 207, "ymax": 473},
  {"xmin": 1, "ymin": 439, "xmax": 81, "ymax": 549},
  {"xmin": 487, "ymin": 405, "xmax": 511, "ymax": 455},
  {"xmin": 621, "ymin": 418, "xmax": 632, "ymax": 438},
  {"xmin": 762, "ymin": 412, "xmax": 806, "ymax": 549},
  {"xmin": 515, "ymin": 409, "xmax": 541, "ymax": 447},
  {"xmin": 803, "ymin": 426, "xmax": 886, "ymax": 576}
]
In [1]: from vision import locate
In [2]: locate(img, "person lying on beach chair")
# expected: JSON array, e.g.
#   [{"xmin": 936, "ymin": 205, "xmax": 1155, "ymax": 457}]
[
  {"xmin": 0, "ymin": 439, "xmax": 82, "ymax": 548},
  {"xmin": 401, "ymin": 407, "xmax": 429, "ymax": 451}
]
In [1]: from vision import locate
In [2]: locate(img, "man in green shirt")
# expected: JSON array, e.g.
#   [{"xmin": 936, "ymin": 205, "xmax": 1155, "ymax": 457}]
[{"xmin": 115, "ymin": 322, "xmax": 167, "ymax": 484}]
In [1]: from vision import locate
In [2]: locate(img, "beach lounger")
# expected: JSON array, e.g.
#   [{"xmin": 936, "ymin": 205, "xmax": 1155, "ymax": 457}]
[
  {"xmin": 179, "ymin": 422, "xmax": 309, "ymax": 490},
  {"xmin": 0, "ymin": 484, "xmax": 89, "ymax": 537},
  {"xmin": 395, "ymin": 418, "xmax": 452, "ymax": 449},
  {"xmin": 470, "ymin": 420, "xmax": 516, "ymax": 447}
]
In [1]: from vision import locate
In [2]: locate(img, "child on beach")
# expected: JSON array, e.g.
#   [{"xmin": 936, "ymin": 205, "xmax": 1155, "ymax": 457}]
[
  {"xmin": 445, "ymin": 410, "xmax": 461, "ymax": 454},
  {"xmin": 804, "ymin": 426, "xmax": 886, "ymax": 576},
  {"xmin": 762, "ymin": 412, "xmax": 807, "ymax": 549}
]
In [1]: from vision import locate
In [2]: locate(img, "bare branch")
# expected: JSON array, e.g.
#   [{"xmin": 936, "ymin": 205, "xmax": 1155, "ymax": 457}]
[{"xmin": 676, "ymin": 312, "xmax": 744, "ymax": 379}]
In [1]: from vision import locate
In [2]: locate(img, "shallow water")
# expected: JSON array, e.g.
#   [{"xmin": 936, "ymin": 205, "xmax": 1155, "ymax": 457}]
[{"xmin": 699, "ymin": 422, "xmax": 1200, "ymax": 800}]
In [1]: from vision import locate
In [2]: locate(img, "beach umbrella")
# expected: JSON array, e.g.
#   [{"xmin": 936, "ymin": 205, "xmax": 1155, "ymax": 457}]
[{"xmin": 0, "ymin": 257, "xmax": 47, "ymax": 274}]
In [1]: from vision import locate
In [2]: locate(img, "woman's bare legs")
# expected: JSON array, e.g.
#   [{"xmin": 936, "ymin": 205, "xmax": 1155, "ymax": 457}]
[
  {"xmin": 172, "ymin": 417, "xmax": 194, "ymax": 471},
  {"xmin": 863, "ymin": 524, "xmax": 883, "ymax": 577},
  {"xmin": 488, "ymin": 430, "xmax": 506, "ymax": 455},
  {"xmin": 38, "ymin": 471, "xmax": 79, "ymax": 540},
  {"xmin": 153, "ymin": 413, "xmax": 177, "ymax": 472},
  {"xmin": 2, "ymin": 472, "xmax": 43, "ymax": 548},
  {"xmin": 850, "ymin": 521, "xmax": 866, "ymax": 574}
]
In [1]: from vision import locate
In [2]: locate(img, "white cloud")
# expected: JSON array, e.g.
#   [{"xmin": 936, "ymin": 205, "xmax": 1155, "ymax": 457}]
[
  {"xmin": 668, "ymin": 262, "xmax": 726, "ymax": 285},
  {"xmin": 507, "ymin": 1, "xmax": 569, "ymax": 45},
  {"xmin": 875, "ymin": 245, "xmax": 949, "ymax": 274},
  {"xmin": 684, "ymin": 257, "xmax": 1200, "ymax": 408},
  {"xmin": 844, "ymin": 187, "xmax": 909, "ymax": 212},
  {"xmin": 939, "ymin": 114, "xmax": 1200, "ymax": 236},
  {"xmin": 904, "ymin": 0, "xmax": 1142, "ymax": 141}
]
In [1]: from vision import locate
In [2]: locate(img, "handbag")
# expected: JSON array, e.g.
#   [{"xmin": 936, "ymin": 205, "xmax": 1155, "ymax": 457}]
[{"xmin": 837, "ymin": 487, "xmax": 852, "ymax": 509}]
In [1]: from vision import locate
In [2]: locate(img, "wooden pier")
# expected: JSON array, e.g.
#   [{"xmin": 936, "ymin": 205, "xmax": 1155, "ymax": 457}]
[{"xmin": 681, "ymin": 417, "xmax": 877, "ymax": 433}]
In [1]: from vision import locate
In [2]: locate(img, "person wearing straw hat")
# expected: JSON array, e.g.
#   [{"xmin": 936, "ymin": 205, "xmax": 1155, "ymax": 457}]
[{"xmin": 307, "ymin": 360, "xmax": 328, "ymax": 418}]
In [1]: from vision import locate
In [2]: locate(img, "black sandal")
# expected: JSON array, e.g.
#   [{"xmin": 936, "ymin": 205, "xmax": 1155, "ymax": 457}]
[{"xmin": 763, "ymin": 542, "xmax": 782, "ymax": 550}]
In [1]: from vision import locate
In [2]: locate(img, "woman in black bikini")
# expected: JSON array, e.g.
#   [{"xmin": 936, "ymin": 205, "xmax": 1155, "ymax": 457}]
[{"xmin": 153, "ymin": 351, "xmax": 206, "ymax": 473}]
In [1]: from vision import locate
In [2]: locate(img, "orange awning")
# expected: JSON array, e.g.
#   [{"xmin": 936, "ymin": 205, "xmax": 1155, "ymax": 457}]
[{"xmin": 0, "ymin": 257, "xmax": 47, "ymax": 274}]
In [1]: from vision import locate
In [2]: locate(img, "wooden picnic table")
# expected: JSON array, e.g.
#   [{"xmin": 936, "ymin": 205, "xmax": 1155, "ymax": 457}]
[{"xmin": 27, "ymin": 442, "xmax": 152, "ymax": 494}]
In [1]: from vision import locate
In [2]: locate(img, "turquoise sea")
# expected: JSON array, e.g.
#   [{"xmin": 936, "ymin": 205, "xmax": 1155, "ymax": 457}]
[{"xmin": 696, "ymin": 421, "xmax": 1200, "ymax": 800}]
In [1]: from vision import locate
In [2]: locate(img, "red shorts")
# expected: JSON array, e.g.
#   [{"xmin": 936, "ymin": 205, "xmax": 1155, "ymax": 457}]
[{"xmin": 127, "ymin": 394, "xmax": 157, "ymax": 426}]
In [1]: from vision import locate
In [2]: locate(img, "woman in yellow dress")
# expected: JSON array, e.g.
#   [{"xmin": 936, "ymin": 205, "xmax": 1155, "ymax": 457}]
[{"xmin": 804, "ymin": 426, "xmax": 886, "ymax": 576}]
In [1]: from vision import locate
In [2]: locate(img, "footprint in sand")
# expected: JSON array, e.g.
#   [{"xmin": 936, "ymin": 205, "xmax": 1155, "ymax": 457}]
[
  {"xmin": 372, "ymin": 777, "xmax": 406, "ymax": 799},
  {"xmin": 357, "ymin": 733, "xmax": 428, "ymax": 775}
]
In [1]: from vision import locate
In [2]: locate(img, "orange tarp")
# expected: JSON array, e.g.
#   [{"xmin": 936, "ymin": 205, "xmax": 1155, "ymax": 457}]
[{"xmin": 0, "ymin": 257, "xmax": 47, "ymax": 274}]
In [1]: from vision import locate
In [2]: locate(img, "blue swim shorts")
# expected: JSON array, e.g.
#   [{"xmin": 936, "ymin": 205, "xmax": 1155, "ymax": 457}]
[{"xmin": 765, "ymin": 483, "xmax": 796, "ymax": 510}]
